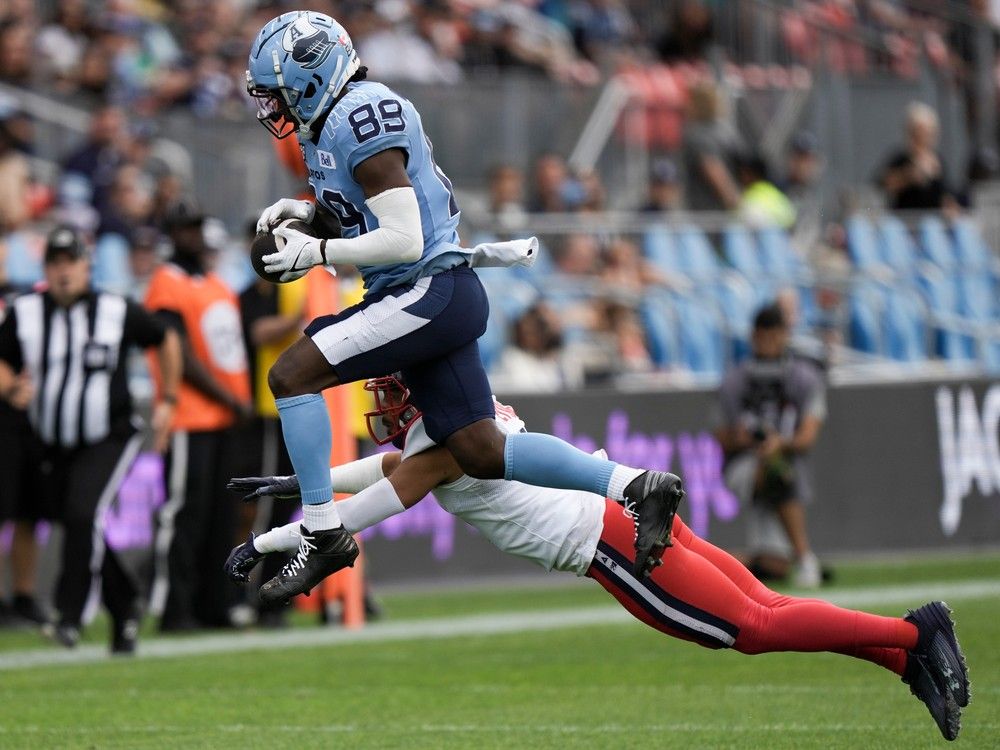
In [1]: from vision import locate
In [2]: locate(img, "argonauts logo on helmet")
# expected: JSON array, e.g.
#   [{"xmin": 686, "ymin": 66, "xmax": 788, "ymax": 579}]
[{"xmin": 282, "ymin": 15, "xmax": 334, "ymax": 70}]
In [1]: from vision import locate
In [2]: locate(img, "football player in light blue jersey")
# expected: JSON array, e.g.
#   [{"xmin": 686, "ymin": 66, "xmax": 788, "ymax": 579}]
[{"xmin": 244, "ymin": 10, "xmax": 682, "ymax": 603}]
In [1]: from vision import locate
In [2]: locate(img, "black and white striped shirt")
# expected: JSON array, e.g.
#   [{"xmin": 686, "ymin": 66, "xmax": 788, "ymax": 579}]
[{"xmin": 0, "ymin": 290, "xmax": 166, "ymax": 449}]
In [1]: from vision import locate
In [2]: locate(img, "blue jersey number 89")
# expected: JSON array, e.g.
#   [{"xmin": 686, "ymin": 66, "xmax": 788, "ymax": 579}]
[{"xmin": 348, "ymin": 100, "xmax": 406, "ymax": 144}]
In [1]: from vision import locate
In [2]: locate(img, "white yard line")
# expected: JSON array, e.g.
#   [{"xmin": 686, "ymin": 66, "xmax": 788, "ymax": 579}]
[{"xmin": 1, "ymin": 578, "xmax": 997, "ymax": 672}]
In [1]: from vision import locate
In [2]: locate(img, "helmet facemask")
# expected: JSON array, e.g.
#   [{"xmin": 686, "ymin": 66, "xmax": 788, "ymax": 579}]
[
  {"xmin": 364, "ymin": 376, "xmax": 421, "ymax": 446},
  {"xmin": 246, "ymin": 71, "xmax": 299, "ymax": 139}
]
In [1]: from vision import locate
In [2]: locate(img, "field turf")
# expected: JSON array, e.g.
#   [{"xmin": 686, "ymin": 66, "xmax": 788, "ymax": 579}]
[{"xmin": 0, "ymin": 553, "xmax": 997, "ymax": 749}]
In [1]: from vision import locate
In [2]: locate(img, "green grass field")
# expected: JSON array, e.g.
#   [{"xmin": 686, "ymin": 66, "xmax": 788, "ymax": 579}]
[{"xmin": 0, "ymin": 554, "xmax": 997, "ymax": 749}]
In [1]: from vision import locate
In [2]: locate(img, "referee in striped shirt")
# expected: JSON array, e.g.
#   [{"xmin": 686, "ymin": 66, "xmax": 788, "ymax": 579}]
[{"xmin": 0, "ymin": 226, "xmax": 182, "ymax": 652}]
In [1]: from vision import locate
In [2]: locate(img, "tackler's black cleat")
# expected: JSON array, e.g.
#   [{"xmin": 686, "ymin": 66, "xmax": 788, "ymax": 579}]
[
  {"xmin": 906, "ymin": 601, "xmax": 971, "ymax": 708},
  {"xmin": 258, "ymin": 525, "xmax": 359, "ymax": 606},
  {"xmin": 903, "ymin": 651, "xmax": 961, "ymax": 741},
  {"xmin": 624, "ymin": 471, "xmax": 685, "ymax": 578},
  {"xmin": 225, "ymin": 533, "xmax": 267, "ymax": 583}
]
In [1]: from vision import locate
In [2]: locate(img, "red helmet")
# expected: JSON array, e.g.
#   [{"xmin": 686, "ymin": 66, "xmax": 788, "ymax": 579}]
[{"xmin": 363, "ymin": 375, "xmax": 422, "ymax": 445}]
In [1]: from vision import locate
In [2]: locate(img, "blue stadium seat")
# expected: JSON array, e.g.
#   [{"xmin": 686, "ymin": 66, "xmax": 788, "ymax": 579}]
[
  {"xmin": 951, "ymin": 218, "xmax": 993, "ymax": 271},
  {"xmin": 848, "ymin": 285, "xmax": 881, "ymax": 354},
  {"xmin": 877, "ymin": 216, "xmax": 918, "ymax": 273},
  {"xmin": 640, "ymin": 293, "xmax": 679, "ymax": 368},
  {"xmin": 882, "ymin": 287, "xmax": 928, "ymax": 362},
  {"xmin": 673, "ymin": 295, "xmax": 724, "ymax": 376},
  {"xmin": 723, "ymin": 225, "xmax": 764, "ymax": 278},
  {"xmin": 713, "ymin": 276, "xmax": 757, "ymax": 362},
  {"xmin": 642, "ymin": 226, "xmax": 678, "ymax": 274},
  {"xmin": 674, "ymin": 225, "xmax": 721, "ymax": 282},
  {"xmin": 919, "ymin": 216, "xmax": 957, "ymax": 271},
  {"xmin": 757, "ymin": 227, "xmax": 803, "ymax": 281},
  {"xmin": 915, "ymin": 269, "xmax": 973, "ymax": 361},
  {"xmin": 845, "ymin": 215, "xmax": 882, "ymax": 270}
]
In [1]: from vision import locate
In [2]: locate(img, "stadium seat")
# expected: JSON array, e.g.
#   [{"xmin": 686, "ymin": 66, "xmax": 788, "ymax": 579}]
[
  {"xmin": 919, "ymin": 215, "xmax": 957, "ymax": 271},
  {"xmin": 882, "ymin": 287, "xmax": 928, "ymax": 362},
  {"xmin": 845, "ymin": 215, "xmax": 882, "ymax": 270},
  {"xmin": 642, "ymin": 226, "xmax": 678, "ymax": 274},
  {"xmin": 915, "ymin": 268, "xmax": 974, "ymax": 362},
  {"xmin": 673, "ymin": 295, "xmax": 725, "ymax": 376},
  {"xmin": 956, "ymin": 274, "xmax": 997, "ymax": 322},
  {"xmin": 640, "ymin": 293, "xmax": 679, "ymax": 368},
  {"xmin": 713, "ymin": 275, "xmax": 757, "ymax": 361},
  {"xmin": 723, "ymin": 224, "xmax": 764, "ymax": 278},
  {"xmin": 848, "ymin": 283, "xmax": 882, "ymax": 354},
  {"xmin": 877, "ymin": 215, "xmax": 918, "ymax": 273},
  {"xmin": 757, "ymin": 226, "xmax": 804, "ymax": 281},
  {"xmin": 674, "ymin": 225, "xmax": 722, "ymax": 282},
  {"xmin": 951, "ymin": 218, "xmax": 994, "ymax": 271}
]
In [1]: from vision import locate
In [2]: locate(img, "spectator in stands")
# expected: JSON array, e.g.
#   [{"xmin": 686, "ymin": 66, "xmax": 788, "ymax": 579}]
[
  {"xmin": 641, "ymin": 158, "xmax": 683, "ymax": 213},
  {"xmin": 656, "ymin": 0, "xmax": 715, "ymax": 62},
  {"xmin": 491, "ymin": 302, "xmax": 582, "ymax": 392},
  {"xmin": 879, "ymin": 101, "xmax": 957, "ymax": 211},
  {"xmin": 145, "ymin": 203, "xmax": 252, "ymax": 632},
  {"xmin": 554, "ymin": 233, "xmax": 601, "ymax": 276},
  {"xmin": 488, "ymin": 164, "xmax": 528, "ymax": 230},
  {"xmin": 36, "ymin": 0, "xmax": 91, "ymax": 90},
  {"xmin": 784, "ymin": 131, "xmax": 823, "ymax": 210},
  {"xmin": 600, "ymin": 237, "xmax": 674, "ymax": 294},
  {"xmin": 357, "ymin": 1, "xmax": 462, "ymax": 84},
  {"xmin": 681, "ymin": 80, "xmax": 744, "ymax": 211},
  {"xmin": 0, "ymin": 105, "xmax": 32, "ymax": 235},
  {"xmin": 530, "ymin": 153, "xmax": 580, "ymax": 213},
  {"xmin": 126, "ymin": 225, "xmax": 161, "ymax": 300},
  {"xmin": 0, "ymin": 19, "xmax": 33, "ymax": 83},
  {"xmin": 61, "ymin": 106, "xmax": 131, "ymax": 224},
  {"xmin": 596, "ymin": 299, "xmax": 653, "ymax": 374},
  {"xmin": 714, "ymin": 304, "xmax": 826, "ymax": 588},
  {"xmin": 736, "ymin": 152, "xmax": 797, "ymax": 229}
]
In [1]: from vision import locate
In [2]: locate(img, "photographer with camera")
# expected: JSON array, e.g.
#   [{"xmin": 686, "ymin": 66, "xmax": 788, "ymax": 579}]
[{"xmin": 714, "ymin": 304, "xmax": 826, "ymax": 588}]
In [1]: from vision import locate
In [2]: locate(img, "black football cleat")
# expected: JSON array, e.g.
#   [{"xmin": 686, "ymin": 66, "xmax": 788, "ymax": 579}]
[
  {"xmin": 225, "ymin": 533, "xmax": 267, "ymax": 583},
  {"xmin": 906, "ymin": 601, "xmax": 971, "ymax": 708},
  {"xmin": 903, "ymin": 652, "xmax": 961, "ymax": 741},
  {"xmin": 258, "ymin": 525, "xmax": 358, "ymax": 606},
  {"xmin": 623, "ymin": 471, "xmax": 685, "ymax": 578},
  {"xmin": 42, "ymin": 622, "xmax": 80, "ymax": 649}
]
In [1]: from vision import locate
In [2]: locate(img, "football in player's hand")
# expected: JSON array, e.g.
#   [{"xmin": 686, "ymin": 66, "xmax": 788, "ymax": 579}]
[
  {"xmin": 251, "ymin": 204, "xmax": 342, "ymax": 284},
  {"xmin": 250, "ymin": 219, "xmax": 315, "ymax": 284}
]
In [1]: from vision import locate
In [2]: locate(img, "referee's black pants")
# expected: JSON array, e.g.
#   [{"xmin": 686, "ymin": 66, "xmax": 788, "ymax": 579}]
[
  {"xmin": 41, "ymin": 434, "xmax": 144, "ymax": 628},
  {"xmin": 155, "ymin": 428, "xmax": 241, "ymax": 629}
]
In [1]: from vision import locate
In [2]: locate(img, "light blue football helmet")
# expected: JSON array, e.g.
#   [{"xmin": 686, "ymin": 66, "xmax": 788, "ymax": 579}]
[{"xmin": 246, "ymin": 11, "xmax": 361, "ymax": 139}]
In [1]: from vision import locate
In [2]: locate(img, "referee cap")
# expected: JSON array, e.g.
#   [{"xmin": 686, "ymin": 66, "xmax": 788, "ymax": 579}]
[{"xmin": 44, "ymin": 225, "xmax": 88, "ymax": 264}]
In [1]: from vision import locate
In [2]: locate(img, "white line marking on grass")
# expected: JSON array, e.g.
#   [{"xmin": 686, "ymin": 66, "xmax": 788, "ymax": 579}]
[
  {"xmin": 1, "ymin": 578, "xmax": 997, "ymax": 672},
  {"xmin": 1, "ymin": 723, "xmax": 998, "ymax": 735}
]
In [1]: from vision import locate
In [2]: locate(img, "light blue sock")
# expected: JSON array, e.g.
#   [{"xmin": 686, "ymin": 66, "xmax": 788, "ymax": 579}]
[
  {"xmin": 276, "ymin": 394, "xmax": 332, "ymax": 505},
  {"xmin": 504, "ymin": 432, "xmax": 617, "ymax": 496}
]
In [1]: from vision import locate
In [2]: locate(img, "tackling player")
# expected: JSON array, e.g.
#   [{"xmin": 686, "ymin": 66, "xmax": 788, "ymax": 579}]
[
  {"xmin": 245, "ymin": 10, "xmax": 680, "ymax": 598},
  {"xmin": 227, "ymin": 377, "xmax": 970, "ymax": 742}
]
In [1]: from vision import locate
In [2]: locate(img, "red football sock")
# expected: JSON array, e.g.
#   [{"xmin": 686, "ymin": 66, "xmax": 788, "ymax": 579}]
[{"xmin": 592, "ymin": 505, "xmax": 917, "ymax": 675}]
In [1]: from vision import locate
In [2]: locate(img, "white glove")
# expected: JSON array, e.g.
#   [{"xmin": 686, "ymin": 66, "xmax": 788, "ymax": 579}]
[
  {"xmin": 256, "ymin": 198, "xmax": 315, "ymax": 233},
  {"xmin": 264, "ymin": 224, "xmax": 335, "ymax": 282}
]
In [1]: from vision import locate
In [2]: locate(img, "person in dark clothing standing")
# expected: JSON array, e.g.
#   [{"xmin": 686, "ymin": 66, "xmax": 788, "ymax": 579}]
[
  {"xmin": 144, "ymin": 205, "xmax": 252, "ymax": 631},
  {"xmin": 0, "ymin": 242, "xmax": 49, "ymax": 628},
  {"xmin": 0, "ymin": 226, "xmax": 182, "ymax": 652}
]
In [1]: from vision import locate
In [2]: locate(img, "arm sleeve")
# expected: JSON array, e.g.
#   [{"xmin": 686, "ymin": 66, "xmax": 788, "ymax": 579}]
[
  {"xmin": 319, "ymin": 186, "xmax": 423, "ymax": 266},
  {"xmin": 328, "ymin": 453, "xmax": 387, "ymax": 494},
  {"xmin": 124, "ymin": 299, "xmax": 167, "ymax": 348},
  {"xmin": 0, "ymin": 307, "xmax": 23, "ymax": 371}
]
